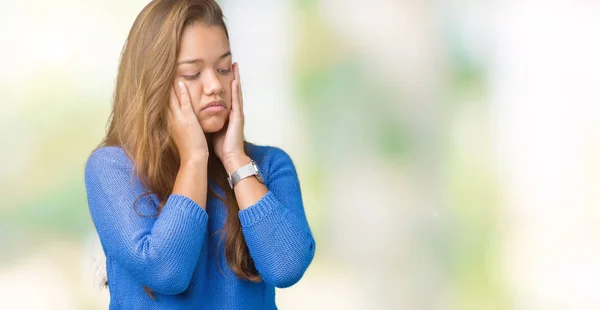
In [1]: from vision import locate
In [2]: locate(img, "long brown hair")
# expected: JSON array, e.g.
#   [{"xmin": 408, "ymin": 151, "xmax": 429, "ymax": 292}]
[{"xmin": 99, "ymin": 0, "xmax": 260, "ymax": 298}]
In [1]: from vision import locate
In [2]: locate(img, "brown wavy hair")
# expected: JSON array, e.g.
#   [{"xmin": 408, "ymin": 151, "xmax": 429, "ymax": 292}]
[{"xmin": 99, "ymin": 0, "xmax": 260, "ymax": 299}]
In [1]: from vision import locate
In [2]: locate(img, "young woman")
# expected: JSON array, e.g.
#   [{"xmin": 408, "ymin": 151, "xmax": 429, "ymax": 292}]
[{"xmin": 84, "ymin": 0, "xmax": 316, "ymax": 308}]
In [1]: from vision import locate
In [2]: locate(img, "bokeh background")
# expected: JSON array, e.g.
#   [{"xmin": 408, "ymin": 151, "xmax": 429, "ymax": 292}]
[{"xmin": 1, "ymin": 0, "xmax": 600, "ymax": 309}]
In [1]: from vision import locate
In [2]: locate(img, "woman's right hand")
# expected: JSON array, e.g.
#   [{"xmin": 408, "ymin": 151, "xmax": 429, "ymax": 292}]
[{"xmin": 169, "ymin": 81, "xmax": 209, "ymax": 162}]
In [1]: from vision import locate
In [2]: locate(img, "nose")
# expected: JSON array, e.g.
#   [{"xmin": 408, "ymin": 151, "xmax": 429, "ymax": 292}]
[{"xmin": 202, "ymin": 70, "xmax": 224, "ymax": 96}]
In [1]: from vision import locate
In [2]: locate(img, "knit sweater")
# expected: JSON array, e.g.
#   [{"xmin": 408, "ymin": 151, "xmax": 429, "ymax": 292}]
[{"xmin": 84, "ymin": 144, "xmax": 316, "ymax": 309}]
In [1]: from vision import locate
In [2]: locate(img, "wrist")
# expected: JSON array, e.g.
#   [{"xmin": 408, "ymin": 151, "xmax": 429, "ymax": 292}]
[
  {"xmin": 223, "ymin": 154, "xmax": 251, "ymax": 173},
  {"xmin": 180, "ymin": 154, "xmax": 209, "ymax": 166}
]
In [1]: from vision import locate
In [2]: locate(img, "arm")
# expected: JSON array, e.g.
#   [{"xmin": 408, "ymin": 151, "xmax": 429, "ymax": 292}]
[
  {"xmin": 84, "ymin": 147, "xmax": 208, "ymax": 295},
  {"xmin": 173, "ymin": 157, "xmax": 209, "ymax": 208},
  {"xmin": 229, "ymin": 148, "xmax": 316, "ymax": 288},
  {"xmin": 223, "ymin": 153, "xmax": 268, "ymax": 210}
]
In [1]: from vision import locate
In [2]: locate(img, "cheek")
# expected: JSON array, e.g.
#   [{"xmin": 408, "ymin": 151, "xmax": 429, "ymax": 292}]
[
  {"xmin": 172, "ymin": 80, "xmax": 201, "ymax": 108},
  {"xmin": 188, "ymin": 85, "xmax": 204, "ymax": 112}
]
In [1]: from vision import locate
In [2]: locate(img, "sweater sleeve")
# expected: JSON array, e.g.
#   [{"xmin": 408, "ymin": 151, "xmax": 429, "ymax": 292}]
[
  {"xmin": 84, "ymin": 147, "xmax": 208, "ymax": 295},
  {"xmin": 238, "ymin": 147, "xmax": 316, "ymax": 288}
]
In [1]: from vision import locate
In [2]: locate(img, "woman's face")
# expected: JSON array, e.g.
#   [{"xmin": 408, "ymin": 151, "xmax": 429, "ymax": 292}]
[{"xmin": 174, "ymin": 23, "xmax": 233, "ymax": 133}]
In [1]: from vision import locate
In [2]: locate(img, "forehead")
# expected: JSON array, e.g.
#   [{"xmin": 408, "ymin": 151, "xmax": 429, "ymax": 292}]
[{"xmin": 178, "ymin": 24, "xmax": 230, "ymax": 62}]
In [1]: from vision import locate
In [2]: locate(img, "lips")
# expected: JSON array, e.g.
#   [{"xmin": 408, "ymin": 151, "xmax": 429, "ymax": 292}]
[{"xmin": 201, "ymin": 100, "xmax": 226, "ymax": 111}]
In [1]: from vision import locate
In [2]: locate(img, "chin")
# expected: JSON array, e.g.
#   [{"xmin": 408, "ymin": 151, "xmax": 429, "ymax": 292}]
[{"xmin": 199, "ymin": 117, "xmax": 227, "ymax": 133}]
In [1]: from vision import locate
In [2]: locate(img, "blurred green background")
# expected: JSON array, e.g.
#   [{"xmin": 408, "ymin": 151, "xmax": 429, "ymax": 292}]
[{"xmin": 1, "ymin": 1, "xmax": 600, "ymax": 309}]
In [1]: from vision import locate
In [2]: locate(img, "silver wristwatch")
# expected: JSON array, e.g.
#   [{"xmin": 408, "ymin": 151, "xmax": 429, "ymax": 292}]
[{"xmin": 227, "ymin": 160, "xmax": 264, "ymax": 189}]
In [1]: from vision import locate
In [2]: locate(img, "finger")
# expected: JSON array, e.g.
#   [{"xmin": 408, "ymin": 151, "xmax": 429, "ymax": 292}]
[
  {"xmin": 166, "ymin": 108, "xmax": 174, "ymax": 130},
  {"xmin": 169, "ymin": 86, "xmax": 180, "ymax": 112},
  {"xmin": 178, "ymin": 81, "xmax": 192, "ymax": 111},
  {"xmin": 168, "ymin": 86, "xmax": 183, "ymax": 124},
  {"xmin": 231, "ymin": 79, "xmax": 241, "ymax": 114},
  {"xmin": 234, "ymin": 63, "xmax": 244, "ymax": 111},
  {"xmin": 232, "ymin": 81, "xmax": 245, "ymax": 127},
  {"xmin": 234, "ymin": 62, "xmax": 240, "ymax": 82}
]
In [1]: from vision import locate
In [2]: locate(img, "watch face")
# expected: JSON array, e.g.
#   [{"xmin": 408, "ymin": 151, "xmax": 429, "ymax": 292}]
[{"xmin": 252, "ymin": 161, "xmax": 264, "ymax": 183}]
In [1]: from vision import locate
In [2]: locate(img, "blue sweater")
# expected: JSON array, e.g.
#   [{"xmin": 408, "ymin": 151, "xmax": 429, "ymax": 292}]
[{"xmin": 84, "ymin": 144, "xmax": 316, "ymax": 309}]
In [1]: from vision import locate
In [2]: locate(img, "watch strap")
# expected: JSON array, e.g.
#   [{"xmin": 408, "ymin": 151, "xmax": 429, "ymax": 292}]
[{"xmin": 228, "ymin": 160, "xmax": 258, "ymax": 189}]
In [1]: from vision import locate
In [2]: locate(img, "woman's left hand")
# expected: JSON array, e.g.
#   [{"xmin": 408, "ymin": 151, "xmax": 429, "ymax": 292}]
[{"xmin": 213, "ymin": 62, "xmax": 250, "ymax": 172}]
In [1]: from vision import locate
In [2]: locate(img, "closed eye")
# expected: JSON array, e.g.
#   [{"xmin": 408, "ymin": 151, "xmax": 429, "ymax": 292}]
[
  {"xmin": 217, "ymin": 68, "xmax": 232, "ymax": 74},
  {"xmin": 183, "ymin": 72, "xmax": 200, "ymax": 80}
]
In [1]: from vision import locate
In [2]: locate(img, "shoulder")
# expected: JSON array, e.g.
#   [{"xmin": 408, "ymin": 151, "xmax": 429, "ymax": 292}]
[
  {"xmin": 246, "ymin": 143, "xmax": 296, "ymax": 179},
  {"xmin": 247, "ymin": 142, "xmax": 293, "ymax": 164},
  {"xmin": 85, "ymin": 146, "xmax": 133, "ymax": 177}
]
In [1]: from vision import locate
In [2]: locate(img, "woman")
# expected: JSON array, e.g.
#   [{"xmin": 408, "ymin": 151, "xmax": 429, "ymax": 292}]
[{"xmin": 84, "ymin": 0, "xmax": 316, "ymax": 308}]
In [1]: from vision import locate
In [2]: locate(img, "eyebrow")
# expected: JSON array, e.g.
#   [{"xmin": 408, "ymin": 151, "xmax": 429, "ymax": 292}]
[{"xmin": 177, "ymin": 51, "xmax": 232, "ymax": 65}]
